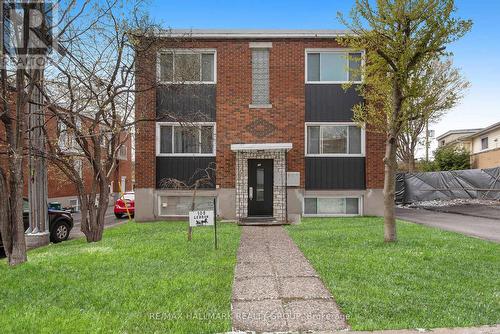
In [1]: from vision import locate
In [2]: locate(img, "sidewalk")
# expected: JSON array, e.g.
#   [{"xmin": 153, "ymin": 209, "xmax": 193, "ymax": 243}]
[{"xmin": 231, "ymin": 226, "xmax": 348, "ymax": 332}]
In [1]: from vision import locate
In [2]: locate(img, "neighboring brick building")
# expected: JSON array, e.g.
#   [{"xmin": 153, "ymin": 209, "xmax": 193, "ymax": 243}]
[
  {"xmin": 135, "ymin": 29, "xmax": 385, "ymax": 222},
  {"xmin": 0, "ymin": 97, "xmax": 134, "ymax": 211}
]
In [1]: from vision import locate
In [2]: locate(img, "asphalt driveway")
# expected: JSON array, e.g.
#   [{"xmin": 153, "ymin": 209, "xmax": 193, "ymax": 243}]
[{"xmin": 396, "ymin": 207, "xmax": 500, "ymax": 243}]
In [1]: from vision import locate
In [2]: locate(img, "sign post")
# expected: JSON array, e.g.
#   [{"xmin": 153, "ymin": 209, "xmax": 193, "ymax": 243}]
[
  {"xmin": 188, "ymin": 205, "xmax": 217, "ymax": 250},
  {"xmin": 213, "ymin": 198, "xmax": 217, "ymax": 250}
]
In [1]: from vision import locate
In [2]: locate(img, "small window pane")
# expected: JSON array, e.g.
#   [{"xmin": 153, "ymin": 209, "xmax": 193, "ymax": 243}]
[
  {"xmin": 348, "ymin": 126, "xmax": 362, "ymax": 154},
  {"xmin": 317, "ymin": 198, "xmax": 345, "ymax": 215},
  {"xmin": 201, "ymin": 126, "xmax": 213, "ymax": 153},
  {"xmin": 346, "ymin": 198, "xmax": 359, "ymax": 214},
  {"xmin": 320, "ymin": 53, "xmax": 347, "ymax": 82},
  {"xmin": 201, "ymin": 53, "xmax": 214, "ymax": 82},
  {"xmin": 174, "ymin": 53, "xmax": 200, "ymax": 82},
  {"xmin": 307, "ymin": 126, "xmax": 320, "ymax": 154},
  {"xmin": 174, "ymin": 126, "xmax": 199, "ymax": 153},
  {"xmin": 307, "ymin": 53, "xmax": 320, "ymax": 81},
  {"xmin": 349, "ymin": 52, "xmax": 362, "ymax": 82},
  {"xmin": 322, "ymin": 126, "xmax": 347, "ymax": 154},
  {"xmin": 160, "ymin": 53, "xmax": 173, "ymax": 82},
  {"xmin": 256, "ymin": 168, "xmax": 265, "ymax": 202},
  {"xmin": 160, "ymin": 126, "xmax": 172, "ymax": 153},
  {"xmin": 304, "ymin": 198, "xmax": 317, "ymax": 214}
]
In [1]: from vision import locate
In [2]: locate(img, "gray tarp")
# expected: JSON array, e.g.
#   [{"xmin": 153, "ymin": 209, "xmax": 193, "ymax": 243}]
[{"xmin": 396, "ymin": 167, "xmax": 500, "ymax": 204}]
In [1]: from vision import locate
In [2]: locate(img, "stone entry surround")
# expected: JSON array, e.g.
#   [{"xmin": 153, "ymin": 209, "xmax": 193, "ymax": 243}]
[
  {"xmin": 231, "ymin": 226, "xmax": 348, "ymax": 332},
  {"xmin": 232, "ymin": 144, "xmax": 292, "ymax": 222}
]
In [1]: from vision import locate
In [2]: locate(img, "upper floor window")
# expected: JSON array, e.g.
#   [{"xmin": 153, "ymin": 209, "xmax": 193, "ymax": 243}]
[
  {"xmin": 306, "ymin": 50, "xmax": 363, "ymax": 84},
  {"xmin": 306, "ymin": 123, "xmax": 365, "ymax": 156},
  {"xmin": 158, "ymin": 50, "xmax": 216, "ymax": 84},
  {"xmin": 251, "ymin": 49, "xmax": 270, "ymax": 106},
  {"xmin": 481, "ymin": 137, "xmax": 489, "ymax": 150},
  {"xmin": 118, "ymin": 145, "xmax": 127, "ymax": 160},
  {"xmin": 156, "ymin": 122, "xmax": 215, "ymax": 156}
]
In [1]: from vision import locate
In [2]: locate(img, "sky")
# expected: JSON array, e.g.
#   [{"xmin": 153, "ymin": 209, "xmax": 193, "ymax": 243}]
[{"xmin": 148, "ymin": 0, "xmax": 500, "ymax": 153}]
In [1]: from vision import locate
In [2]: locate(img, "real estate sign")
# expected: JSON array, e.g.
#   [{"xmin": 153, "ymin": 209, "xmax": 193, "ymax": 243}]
[{"xmin": 189, "ymin": 210, "xmax": 215, "ymax": 227}]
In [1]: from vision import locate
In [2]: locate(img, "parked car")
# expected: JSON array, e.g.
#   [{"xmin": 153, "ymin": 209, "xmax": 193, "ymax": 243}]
[
  {"xmin": 0, "ymin": 199, "xmax": 74, "ymax": 255},
  {"xmin": 114, "ymin": 192, "xmax": 135, "ymax": 218}
]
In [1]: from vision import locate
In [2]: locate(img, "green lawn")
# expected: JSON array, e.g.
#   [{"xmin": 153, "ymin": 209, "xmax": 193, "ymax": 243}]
[
  {"xmin": 286, "ymin": 217, "xmax": 500, "ymax": 331},
  {"xmin": 0, "ymin": 221, "xmax": 240, "ymax": 334}
]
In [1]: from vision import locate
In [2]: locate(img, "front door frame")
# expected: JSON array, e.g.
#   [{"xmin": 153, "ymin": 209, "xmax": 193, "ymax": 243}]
[{"xmin": 247, "ymin": 159, "xmax": 274, "ymax": 217}]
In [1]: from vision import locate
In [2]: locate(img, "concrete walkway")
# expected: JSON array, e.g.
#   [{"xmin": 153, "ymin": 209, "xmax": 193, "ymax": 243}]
[
  {"xmin": 396, "ymin": 207, "xmax": 500, "ymax": 243},
  {"xmin": 231, "ymin": 226, "xmax": 348, "ymax": 332}
]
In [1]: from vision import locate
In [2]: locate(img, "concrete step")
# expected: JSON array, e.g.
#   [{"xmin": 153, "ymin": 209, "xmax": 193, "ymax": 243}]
[{"xmin": 238, "ymin": 217, "xmax": 290, "ymax": 226}]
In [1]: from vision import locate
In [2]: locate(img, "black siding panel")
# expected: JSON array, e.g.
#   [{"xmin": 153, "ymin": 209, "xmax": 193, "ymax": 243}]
[
  {"xmin": 156, "ymin": 157, "xmax": 216, "ymax": 189},
  {"xmin": 305, "ymin": 157, "xmax": 365, "ymax": 190},
  {"xmin": 156, "ymin": 84, "xmax": 216, "ymax": 121},
  {"xmin": 305, "ymin": 84, "xmax": 363, "ymax": 122}
]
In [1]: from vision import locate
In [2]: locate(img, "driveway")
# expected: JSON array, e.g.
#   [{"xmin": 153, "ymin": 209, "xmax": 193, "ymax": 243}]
[{"xmin": 396, "ymin": 207, "xmax": 500, "ymax": 243}]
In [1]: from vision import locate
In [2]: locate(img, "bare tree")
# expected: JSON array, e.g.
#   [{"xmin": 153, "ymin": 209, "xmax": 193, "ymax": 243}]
[
  {"xmin": 397, "ymin": 58, "xmax": 469, "ymax": 171},
  {"xmin": 31, "ymin": 0, "xmax": 157, "ymax": 242},
  {"xmin": 159, "ymin": 162, "xmax": 216, "ymax": 212}
]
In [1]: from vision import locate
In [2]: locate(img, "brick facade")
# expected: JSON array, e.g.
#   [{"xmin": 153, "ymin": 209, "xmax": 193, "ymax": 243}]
[{"xmin": 135, "ymin": 38, "xmax": 386, "ymax": 191}]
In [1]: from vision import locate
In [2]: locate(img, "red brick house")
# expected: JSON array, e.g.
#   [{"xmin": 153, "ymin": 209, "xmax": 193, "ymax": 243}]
[{"xmin": 135, "ymin": 29, "xmax": 384, "ymax": 223}]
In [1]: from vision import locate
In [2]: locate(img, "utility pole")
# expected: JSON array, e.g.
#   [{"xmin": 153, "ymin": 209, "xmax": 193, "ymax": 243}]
[{"xmin": 425, "ymin": 120, "xmax": 429, "ymax": 162}]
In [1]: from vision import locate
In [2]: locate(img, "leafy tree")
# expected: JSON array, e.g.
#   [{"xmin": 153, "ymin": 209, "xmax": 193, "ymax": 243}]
[
  {"xmin": 397, "ymin": 58, "xmax": 469, "ymax": 172},
  {"xmin": 433, "ymin": 146, "xmax": 470, "ymax": 171},
  {"xmin": 338, "ymin": 0, "xmax": 472, "ymax": 242}
]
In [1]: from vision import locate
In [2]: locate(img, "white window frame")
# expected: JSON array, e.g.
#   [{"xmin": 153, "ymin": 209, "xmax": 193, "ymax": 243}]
[
  {"xmin": 156, "ymin": 122, "xmax": 216, "ymax": 157},
  {"xmin": 305, "ymin": 122, "xmax": 365, "ymax": 157},
  {"xmin": 305, "ymin": 48, "xmax": 365, "ymax": 84},
  {"xmin": 481, "ymin": 137, "xmax": 489, "ymax": 151},
  {"xmin": 302, "ymin": 195, "xmax": 363, "ymax": 217},
  {"xmin": 157, "ymin": 49, "xmax": 217, "ymax": 84},
  {"xmin": 157, "ymin": 195, "xmax": 218, "ymax": 218}
]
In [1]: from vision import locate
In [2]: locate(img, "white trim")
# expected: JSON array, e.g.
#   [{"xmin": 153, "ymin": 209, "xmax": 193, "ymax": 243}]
[
  {"xmin": 302, "ymin": 195, "xmax": 363, "ymax": 217},
  {"xmin": 230, "ymin": 143, "xmax": 293, "ymax": 152},
  {"xmin": 157, "ymin": 49, "xmax": 217, "ymax": 84},
  {"xmin": 249, "ymin": 104, "xmax": 272, "ymax": 109},
  {"xmin": 249, "ymin": 42, "xmax": 272, "ymax": 48},
  {"xmin": 156, "ymin": 122, "xmax": 216, "ymax": 157},
  {"xmin": 305, "ymin": 122, "xmax": 365, "ymax": 157},
  {"xmin": 305, "ymin": 48, "xmax": 365, "ymax": 84}
]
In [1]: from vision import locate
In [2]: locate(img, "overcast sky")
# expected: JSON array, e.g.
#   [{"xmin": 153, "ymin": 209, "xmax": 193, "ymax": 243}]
[{"xmin": 149, "ymin": 0, "xmax": 500, "ymax": 153}]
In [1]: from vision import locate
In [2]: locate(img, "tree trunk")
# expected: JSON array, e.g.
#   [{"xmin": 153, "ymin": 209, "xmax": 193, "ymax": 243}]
[
  {"xmin": 383, "ymin": 134, "xmax": 398, "ymax": 242},
  {"xmin": 81, "ymin": 177, "xmax": 110, "ymax": 243},
  {"xmin": 3, "ymin": 70, "xmax": 29, "ymax": 265},
  {"xmin": 408, "ymin": 152, "xmax": 415, "ymax": 172},
  {"xmin": 383, "ymin": 79, "xmax": 402, "ymax": 243}
]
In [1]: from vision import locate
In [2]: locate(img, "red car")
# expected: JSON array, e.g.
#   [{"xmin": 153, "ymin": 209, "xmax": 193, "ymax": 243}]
[{"xmin": 114, "ymin": 192, "xmax": 135, "ymax": 218}]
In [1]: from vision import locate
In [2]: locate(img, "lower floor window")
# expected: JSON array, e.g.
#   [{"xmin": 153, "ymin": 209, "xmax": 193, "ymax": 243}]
[
  {"xmin": 159, "ymin": 196, "xmax": 215, "ymax": 216},
  {"xmin": 304, "ymin": 197, "xmax": 360, "ymax": 215}
]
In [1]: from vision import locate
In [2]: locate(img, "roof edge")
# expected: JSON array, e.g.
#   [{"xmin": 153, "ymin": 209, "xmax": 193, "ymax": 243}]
[
  {"xmin": 154, "ymin": 29, "xmax": 352, "ymax": 39},
  {"xmin": 436, "ymin": 128, "xmax": 482, "ymax": 140}
]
